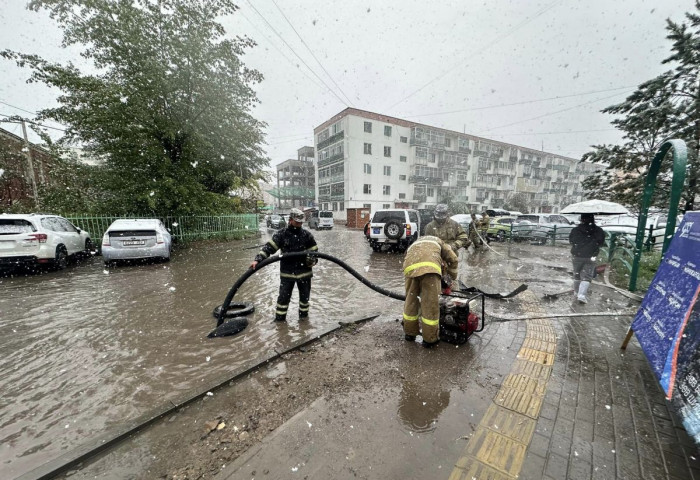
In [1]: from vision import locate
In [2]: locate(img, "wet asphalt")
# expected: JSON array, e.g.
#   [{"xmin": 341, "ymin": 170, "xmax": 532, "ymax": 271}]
[{"xmin": 1, "ymin": 226, "xmax": 646, "ymax": 478}]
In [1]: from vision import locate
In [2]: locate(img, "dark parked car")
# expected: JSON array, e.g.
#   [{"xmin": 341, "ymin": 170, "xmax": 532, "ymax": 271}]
[{"xmin": 266, "ymin": 214, "xmax": 286, "ymax": 229}]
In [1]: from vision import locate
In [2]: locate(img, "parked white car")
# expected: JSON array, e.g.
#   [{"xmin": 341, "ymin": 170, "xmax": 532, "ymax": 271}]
[
  {"xmin": 598, "ymin": 214, "xmax": 678, "ymax": 246},
  {"xmin": 101, "ymin": 219, "xmax": 172, "ymax": 264},
  {"xmin": 0, "ymin": 214, "xmax": 93, "ymax": 270},
  {"xmin": 368, "ymin": 209, "xmax": 420, "ymax": 252}
]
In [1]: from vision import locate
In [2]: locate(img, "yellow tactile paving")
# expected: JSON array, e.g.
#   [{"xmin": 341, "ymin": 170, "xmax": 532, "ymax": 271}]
[{"xmin": 449, "ymin": 289, "xmax": 556, "ymax": 479}]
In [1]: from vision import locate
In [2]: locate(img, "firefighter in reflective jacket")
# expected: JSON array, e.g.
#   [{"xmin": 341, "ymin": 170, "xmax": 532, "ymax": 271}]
[
  {"xmin": 424, "ymin": 204, "xmax": 470, "ymax": 252},
  {"xmin": 251, "ymin": 208, "xmax": 318, "ymax": 322},
  {"xmin": 402, "ymin": 235, "xmax": 459, "ymax": 347}
]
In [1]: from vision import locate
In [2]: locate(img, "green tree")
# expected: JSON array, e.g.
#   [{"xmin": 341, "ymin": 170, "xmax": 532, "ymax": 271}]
[
  {"xmin": 582, "ymin": 3, "xmax": 700, "ymax": 212},
  {"xmin": 2, "ymin": 0, "xmax": 268, "ymax": 215},
  {"xmin": 502, "ymin": 192, "xmax": 531, "ymax": 213}
]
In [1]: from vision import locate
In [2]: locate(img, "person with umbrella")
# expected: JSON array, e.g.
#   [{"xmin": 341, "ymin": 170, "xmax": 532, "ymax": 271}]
[{"xmin": 568, "ymin": 213, "xmax": 606, "ymax": 303}]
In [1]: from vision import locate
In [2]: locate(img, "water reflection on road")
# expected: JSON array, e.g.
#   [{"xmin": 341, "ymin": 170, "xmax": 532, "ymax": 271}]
[
  {"xmin": 0, "ymin": 225, "xmax": 569, "ymax": 477},
  {"xmin": 0, "ymin": 225, "xmax": 409, "ymax": 477}
]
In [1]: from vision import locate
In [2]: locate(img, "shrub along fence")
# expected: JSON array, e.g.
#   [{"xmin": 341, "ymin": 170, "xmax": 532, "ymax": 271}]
[{"xmin": 66, "ymin": 214, "xmax": 259, "ymax": 243}]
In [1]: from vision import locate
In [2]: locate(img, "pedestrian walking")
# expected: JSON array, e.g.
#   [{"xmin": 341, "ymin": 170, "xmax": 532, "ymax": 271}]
[
  {"xmin": 251, "ymin": 208, "xmax": 318, "ymax": 321},
  {"xmin": 402, "ymin": 235, "xmax": 459, "ymax": 347},
  {"xmin": 568, "ymin": 213, "xmax": 606, "ymax": 303},
  {"xmin": 424, "ymin": 204, "xmax": 470, "ymax": 253}
]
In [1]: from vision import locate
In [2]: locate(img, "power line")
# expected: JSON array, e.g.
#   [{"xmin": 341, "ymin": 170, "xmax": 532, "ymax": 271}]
[
  {"xmin": 403, "ymin": 86, "xmax": 636, "ymax": 118},
  {"xmin": 489, "ymin": 128, "xmax": 619, "ymax": 137},
  {"xmin": 238, "ymin": 11, "xmax": 326, "ymax": 92},
  {"xmin": 385, "ymin": 0, "xmax": 564, "ymax": 111},
  {"xmin": 0, "ymin": 100, "xmax": 38, "ymax": 115},
  {"xmin": 477, "ymin": 91, "xmax": 631, "ymax": 133},
  {"xmin": 0, "ymin": 113, "xmax": 67, "ymax": 132},
  {"xmin": 269, "ymin": 0, "xmax": 354, "ymax": 106},
  {"xmin": 245, "ymin": 0, "xmax": 349, "ymax": 107}
]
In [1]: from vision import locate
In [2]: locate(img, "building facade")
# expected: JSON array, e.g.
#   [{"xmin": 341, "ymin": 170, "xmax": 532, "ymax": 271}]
[
  {"xmin": 0, "ymin": 126, "xmax": 55, "ymax": 208},
  {"xmin": 314, "ymin": 108, "xmax": 602, "ymax": 221},
  {"xmin": 271, "ymin": 146, "xmax": 315, "ymax": 209}
]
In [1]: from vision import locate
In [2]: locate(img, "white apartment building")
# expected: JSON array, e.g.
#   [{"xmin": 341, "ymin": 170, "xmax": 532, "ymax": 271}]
[{"xmin": 314, "ymin": 108, "xmax": 602, "ymax": 222}]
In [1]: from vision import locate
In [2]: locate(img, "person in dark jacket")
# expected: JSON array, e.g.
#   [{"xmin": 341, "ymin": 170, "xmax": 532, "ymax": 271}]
[
  {"xmin": 251, "ymin": 208, "xmax": 318, "ymax": 321},
  {"xmin": 568, "ymin": 213, "xmax": 606, "ymax": 303}
]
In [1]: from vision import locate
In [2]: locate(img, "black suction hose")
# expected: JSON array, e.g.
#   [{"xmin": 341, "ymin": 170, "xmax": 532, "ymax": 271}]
[{"xmin": 217, "ymin": 251, "xmax": 405, "ymax": 327}]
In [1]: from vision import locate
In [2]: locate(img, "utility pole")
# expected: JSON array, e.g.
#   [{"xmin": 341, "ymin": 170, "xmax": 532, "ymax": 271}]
[{"xmin": 20, "ymin": 119, "xmax": 40, "ymax": 208}]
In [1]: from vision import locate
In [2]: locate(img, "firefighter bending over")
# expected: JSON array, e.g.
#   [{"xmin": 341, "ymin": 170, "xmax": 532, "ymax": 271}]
[
  {"xmin": 424, "ymin": 204, "xmax": 470, "ymax": 252},
  {"xmin": 250, "ymin": 208, "xmax": 318, "ymax": 322},
  {"xmin": 402, "ymin": 235, "xmax": 459, "ymax": 348}
]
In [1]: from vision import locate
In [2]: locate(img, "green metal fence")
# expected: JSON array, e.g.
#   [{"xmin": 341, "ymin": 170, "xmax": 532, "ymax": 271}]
[{"xmin": 66, "ymin": 214, "xmax": 259, "ymax": 243}]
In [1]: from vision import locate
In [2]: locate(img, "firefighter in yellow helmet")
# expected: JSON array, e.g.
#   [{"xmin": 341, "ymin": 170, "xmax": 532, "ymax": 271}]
[
  {"xmin": 402, "ymin": 235, "xmax": 459, "ymax": 347},
  {"xmin": 424, "ymin": 204, "xmax": 470, "ymax": 253}
]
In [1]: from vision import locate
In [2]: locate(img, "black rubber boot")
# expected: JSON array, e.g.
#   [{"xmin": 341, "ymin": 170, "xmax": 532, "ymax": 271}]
[
  {"xmin": 405, "ymin": 334, "xmax": 416, "ymax": 342},
  {"xmin": 274, "ymin": 315, "xmax": 287, "ymax": 322},
  {"xmin": 299, "ymin": 311, "xmax": 309, "ymax": 320},
  {"xmin": 422, "ymin": 340, "xmax": 438, "ymax": 348}
]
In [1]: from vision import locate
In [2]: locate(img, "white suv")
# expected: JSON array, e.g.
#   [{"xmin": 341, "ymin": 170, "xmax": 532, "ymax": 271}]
[
  {"xmin": 368, "ymin": 209, "xmax": 420, "ymax": 252},
  {"xmin": 0, "ymin": 214, "xmax": 93, "ymax": 271}
]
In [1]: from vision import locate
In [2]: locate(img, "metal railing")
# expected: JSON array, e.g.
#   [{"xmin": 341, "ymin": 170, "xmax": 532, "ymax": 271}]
[{"xmin": 66, "ymin": 214, "xmax": 259, "ymax": 243}]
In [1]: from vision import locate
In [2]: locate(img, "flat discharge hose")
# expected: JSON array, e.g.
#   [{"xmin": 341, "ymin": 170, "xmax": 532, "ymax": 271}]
[{"xmin": 216, "ymin": 251, "xmax": 405, "ymax": 327}]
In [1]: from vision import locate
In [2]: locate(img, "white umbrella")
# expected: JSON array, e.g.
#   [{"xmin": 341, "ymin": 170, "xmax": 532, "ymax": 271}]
[{"xmin": 560, "ymin": 199, "xmax": 630, "ymax": 215}]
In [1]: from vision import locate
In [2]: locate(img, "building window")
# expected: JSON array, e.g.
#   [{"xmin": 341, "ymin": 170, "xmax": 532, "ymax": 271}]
[
  {"xmin": 332, "ymin": 202, "xmax": 338, "ymax": 211},
  {"xmin": 398, "ymin": 193, "xmax": 406, "ymax": 199},
  {"xmin": 364, "ymin": 121, "xmax": 372, "ymax": 133},
  {"xmin": 383, "ymin": 185, "xmax": 391, "ymax": 195},
  {"xmin": 399, "ymin": 174, "xmax": 406, "ymax": 180},
  {"xmin": 340, "ymin": 202, "xmax": 344, "ymax": 211},
  {"xmin": 363, "ymin": 184, "xmax": 372, "ymax": 194},
  {"xmin": 400, "ymin": 136, "xmax": 407, "ymax": 143},
  {"xmin": 383, "ymin": 203, "xmax": 391, "ymax": 209},
  {"xmin": 383, "ymin": 166, "xmax": 391, "ymax": 176},
  {"xmin": 363, "ymin": 203, "xmax": 371, "ymax": 208},
  {"xmin": 427, "ymin": 188, "xmax": 435, "ymax": 197},
  {"xmin": 384, "ymin": 146, "xmax": 391, "ymax": 157},
  {"xmin": 384, "ymin": 125, "xmax": 392, "ymax": 137},
  {"xmin": 364, "ymin": 143, "xmax": 372, "ymax": 155},
  {"xmin": 445, "ymin": 138, "xmax": 451, "ymax": 147},
  {"xmin": 400, "ymin": 155, "xmax": 407, "ymax": 162},
  {"xmin": 364, "ymin": 163, "xmax": 372, "ymax": 174}
]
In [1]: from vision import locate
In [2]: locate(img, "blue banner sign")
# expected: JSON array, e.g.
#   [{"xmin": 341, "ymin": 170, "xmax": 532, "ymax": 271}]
[{"xmin": 632, "ymin": 211, "xmax": 700, "ymax": 443}]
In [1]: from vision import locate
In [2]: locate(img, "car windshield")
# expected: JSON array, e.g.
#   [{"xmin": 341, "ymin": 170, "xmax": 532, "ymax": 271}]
[
  {"xmin": 372, "ymin": 211, "xmax": 405, "ymax": 223},
  {"xmin": 0, "ymin": 219, "xmax": 36, "ymax": 234}
]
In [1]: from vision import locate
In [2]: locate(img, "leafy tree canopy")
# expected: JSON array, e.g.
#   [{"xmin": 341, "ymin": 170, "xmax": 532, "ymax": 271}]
[
  {"xmin": 2, "ymin": 0, "xmax": 269, "ymax": 215},
  {"xmin": 582, "ymin": 2, "xmax": 700, "ymax": 212}
]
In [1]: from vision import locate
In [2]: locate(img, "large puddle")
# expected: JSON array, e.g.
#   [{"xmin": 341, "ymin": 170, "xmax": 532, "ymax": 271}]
[{"xmin": 0, "ymin": 227, "xmax": 572, "ymax": 477}]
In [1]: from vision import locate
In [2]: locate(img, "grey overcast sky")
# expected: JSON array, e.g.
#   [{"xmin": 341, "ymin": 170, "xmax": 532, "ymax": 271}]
[{"xmin": 0, "ymin": 0, "xmax": 694, "ymax": 169}]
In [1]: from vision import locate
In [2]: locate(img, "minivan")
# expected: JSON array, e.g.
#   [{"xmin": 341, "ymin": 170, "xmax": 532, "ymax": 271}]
[{"xmin": 307, "ymin": 210, "xmax": 334, "ymax": 230}]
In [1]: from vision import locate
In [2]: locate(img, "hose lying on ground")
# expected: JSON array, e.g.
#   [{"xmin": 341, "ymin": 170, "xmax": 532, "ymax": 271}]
[
  {"xmin": 487, "ymin": 311, "xmax": 636, "ymax": 322},
  {"xmin": 214, "ymin": 251, "xmax": 528, "ymax": 330}
]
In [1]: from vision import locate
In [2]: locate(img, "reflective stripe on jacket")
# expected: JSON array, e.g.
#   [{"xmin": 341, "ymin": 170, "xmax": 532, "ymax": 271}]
[
  {"xmin": 403, "ymin": 235, "xmax": 458, "ymax": 279},
  {"xmin": 255, "ymin": 224, "xmax": 318, "ymax": 277}
]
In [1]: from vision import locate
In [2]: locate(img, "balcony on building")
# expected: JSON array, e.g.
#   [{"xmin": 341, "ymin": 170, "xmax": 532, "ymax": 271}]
[{"xmin": 316, "ymin": 130, "xmax": 344, "ymax": 150}]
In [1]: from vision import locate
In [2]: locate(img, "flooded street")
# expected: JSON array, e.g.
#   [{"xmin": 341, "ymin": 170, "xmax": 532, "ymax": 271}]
[
  {"xmin": 0, "ymin": 225, "xmax": 414, "ymax": 477},
  {"xmin": 0, "ymin": 225, "xmax": 591, "ymax": 478}
]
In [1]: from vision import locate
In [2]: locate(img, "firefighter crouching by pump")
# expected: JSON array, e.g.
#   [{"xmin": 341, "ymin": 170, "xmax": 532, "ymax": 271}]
[
  {"xmin": 424, "ymin": 203, "xmax": 470, "ymax": 253},
  {"xmin": 402, "ymin": 235, "xmax": 459, "ymax": 348},
  {"xmin": 250, "ymin": 208, "xmax": 318, "ymax": 322}
]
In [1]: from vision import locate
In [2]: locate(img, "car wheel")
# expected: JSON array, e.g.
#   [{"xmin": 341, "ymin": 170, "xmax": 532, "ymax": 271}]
[
  {"xmin": 371, "ymin": 242, "xmax": 382, "ymax": 252},
  {"xmin": 55, "ymin": 246, "xmax": 68, "ymax": 270},
  {"xmin": 85, "ymin": 238, "xmax": 95, "ymax": 255},
  {"xmin": 384, "ymin": 220, "xmax": 404, "ymax": 240},
  {"xmin": 497, "ymin": 231, "xmax": 506, "ymax": 242}
]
